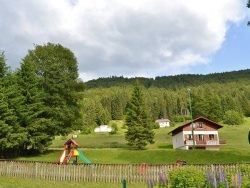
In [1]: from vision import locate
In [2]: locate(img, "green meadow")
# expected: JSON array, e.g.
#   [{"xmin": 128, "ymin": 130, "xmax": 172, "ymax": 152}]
[{"xmin": 17, "ymin": 118, "xmax": 250, "ymax": 164}]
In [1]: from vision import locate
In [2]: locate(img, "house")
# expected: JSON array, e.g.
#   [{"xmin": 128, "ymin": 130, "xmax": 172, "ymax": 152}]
[
  {"xmin": 168, "ymin": 116, "xmax": 223, "ymax": 150},
  {"xmin": 155, "ymin": 119, "xmax": 170, "ymax": 128},
  {"xmin": 94, "ymin": 125, "xmax": 112, "ymax": 133}
]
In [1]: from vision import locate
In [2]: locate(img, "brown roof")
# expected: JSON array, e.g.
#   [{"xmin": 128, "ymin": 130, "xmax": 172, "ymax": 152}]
[
  {"xmin": 64, "ymin": 139, "xmax": 79, "ymax": 146},
  {"xmin": 168, "ymin": 116, "xmax": 223, "ymax": 135}
]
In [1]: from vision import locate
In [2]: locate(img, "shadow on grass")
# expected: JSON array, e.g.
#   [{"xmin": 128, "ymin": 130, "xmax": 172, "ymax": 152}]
[{"xmin": 158, "ymin": 144, "xmax": 172, "ymax": 149}]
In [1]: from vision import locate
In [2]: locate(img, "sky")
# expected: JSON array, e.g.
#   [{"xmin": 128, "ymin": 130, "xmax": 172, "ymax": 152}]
[{"xmin": 0, "ymin": 0, "xmax": 249, "ymax": 82}]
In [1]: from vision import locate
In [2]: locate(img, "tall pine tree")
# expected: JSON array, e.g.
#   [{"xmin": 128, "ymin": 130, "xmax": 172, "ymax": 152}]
[
  {"xmin": 18, "ymin": 58, "xmax": 50, "ymax": 154},
  {"xmin": 125, "ymin": 80, "xmax": 154, "ymax": 150},
  {"xmin": 0, "ymin": 51, "xmax": 27, "ymax": 157}
]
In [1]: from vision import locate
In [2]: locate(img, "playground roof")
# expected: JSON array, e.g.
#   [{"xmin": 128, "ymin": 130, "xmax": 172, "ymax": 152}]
[{"xmin": 64, "ymin": 139, "xmax": 79, "ymax": 147}]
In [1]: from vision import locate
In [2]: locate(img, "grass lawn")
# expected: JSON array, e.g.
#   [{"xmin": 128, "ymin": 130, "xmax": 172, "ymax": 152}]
[
  {"xmin": 0, "ymin": 176, "xmax": 146, "ymax": 188},
  {"xmin": 17, "ymin": 118, "xmax": 250, "ymax": 164}
]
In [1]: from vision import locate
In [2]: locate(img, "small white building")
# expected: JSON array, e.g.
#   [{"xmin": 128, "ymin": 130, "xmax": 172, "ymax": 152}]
[
  {"xmin": 155, "ymin": 119, "xmax": 170, "ymax": 128},
  {"xmin": 94, "ymin": 125, "xmax": 112, "ymax": 133}
]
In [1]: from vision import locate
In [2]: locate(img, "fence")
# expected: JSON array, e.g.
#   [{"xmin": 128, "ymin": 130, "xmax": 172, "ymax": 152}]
[{"xmin": 0, "ymin": 160, "xmax": 249, "ymax": 184}]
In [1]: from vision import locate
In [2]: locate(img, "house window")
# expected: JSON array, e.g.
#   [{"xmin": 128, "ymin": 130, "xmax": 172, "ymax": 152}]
[
  {"xmin": 188, "ymin": 134, "xmax": 193, "ymax": 140},
  {"xmin": 197, "ymin": 122, "xmax": 203, "ymax": 128},
  {"xmin": 209, "ymin": 134, "xmax": 215, "ymax": 140},
  {"xmin": 198, "ymin": 134, "xmax": 204, "ymax": 141}
]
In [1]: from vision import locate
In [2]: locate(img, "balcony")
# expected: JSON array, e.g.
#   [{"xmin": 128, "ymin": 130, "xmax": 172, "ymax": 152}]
[
  {"xmin": 185, "ymin": 140, "xmax": 196, "ymax": 145},
  {"xmin": 206, "ymin": 140, "xmax": 219, "ymax": 145},
  {"xmin": 185, "ymin": 140, "xmax": 219, "ymax": 146}
]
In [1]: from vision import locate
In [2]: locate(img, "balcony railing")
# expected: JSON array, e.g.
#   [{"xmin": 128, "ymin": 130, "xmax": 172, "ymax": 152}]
[
  {"xmin": 185, "ymin": 140, "xmax": 196, "ymax": 145},
  {"xmin": 185, "ymin": 140, "xmax": 219, "ymax": 145},
  {"xmin": 206, "ymin": 140, "xmax": 219, "ymax": 145}
]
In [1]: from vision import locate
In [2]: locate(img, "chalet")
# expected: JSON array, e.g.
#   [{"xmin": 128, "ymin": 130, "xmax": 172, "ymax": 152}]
[
  {"xmin": 168, "ymin": 116, "xmax": 223, "ymax": 150},
  {"xmin": 94, "ymin": 125, "xmax": 112, "ymax": 133},
  {"xmin": 155, "ymin": 119, "xmax": 170, "ymax": 128}
]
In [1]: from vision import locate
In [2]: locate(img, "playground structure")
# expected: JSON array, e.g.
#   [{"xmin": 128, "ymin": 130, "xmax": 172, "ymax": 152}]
[{"xmin": 58, "ymin": 139, "xmax": 91, "ymax": 164}]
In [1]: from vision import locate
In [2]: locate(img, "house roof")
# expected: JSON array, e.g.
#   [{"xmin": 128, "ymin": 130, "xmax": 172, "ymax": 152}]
[
  {"xmin": 155, "ymin": 119, "xmax": 170, "ymax": 123},
  {"xmin": 168, "ymin": 116, "xmax": 223, "ymax": 135},
  {"xmin": 64, "ymin": 139, "xmax": 79, "ymax": 146}
]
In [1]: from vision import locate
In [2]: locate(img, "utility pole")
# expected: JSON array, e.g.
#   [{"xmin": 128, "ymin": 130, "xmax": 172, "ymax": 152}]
[{"xmin": 188, "ymin": 88, "xmax": 195, "ymax": 150}]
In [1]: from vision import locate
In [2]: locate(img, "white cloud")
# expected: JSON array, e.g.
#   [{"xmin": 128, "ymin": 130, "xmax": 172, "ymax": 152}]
[{"xmin": 0, "ymin": 0, "xmax": 247, "ymax": 81}]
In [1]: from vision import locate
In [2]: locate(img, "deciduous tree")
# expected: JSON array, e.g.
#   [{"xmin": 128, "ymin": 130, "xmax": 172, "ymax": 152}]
[{"xmin": 21, "ymin": 43, "xmax": 84, "ymax": 136}]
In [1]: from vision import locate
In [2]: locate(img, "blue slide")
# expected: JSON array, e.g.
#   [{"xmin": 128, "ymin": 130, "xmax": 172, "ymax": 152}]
[{"xmin": 76, "ymin": 149, "xmax": 91, "ymax": 164}]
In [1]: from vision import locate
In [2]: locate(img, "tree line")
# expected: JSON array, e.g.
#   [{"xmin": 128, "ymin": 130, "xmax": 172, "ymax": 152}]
[{"xmin": 85, "ymin": 69, "xmax": 250, "ymax": 89}]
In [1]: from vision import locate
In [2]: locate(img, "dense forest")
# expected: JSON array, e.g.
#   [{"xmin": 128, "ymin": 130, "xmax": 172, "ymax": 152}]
[
  {"xmin": 81, "ymin": 69, "xmax": 250, "ymax": 133},
  {"xmin": 85, "ymin": 69, "xmax": 250, "ymax": 89}
]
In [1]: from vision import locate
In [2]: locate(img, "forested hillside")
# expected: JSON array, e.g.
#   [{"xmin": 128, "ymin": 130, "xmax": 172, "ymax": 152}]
[
  {"xmin": 80, "ymin": 69, "xmax": 250, "ymax": 133},
  {"xmin": 85, "ymin": 69, "xmax": 250, "ymax": 89}
]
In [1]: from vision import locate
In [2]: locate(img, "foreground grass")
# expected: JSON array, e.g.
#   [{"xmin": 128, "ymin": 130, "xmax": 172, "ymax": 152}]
[{"xmin": 0, "ymin": 176, "xmax": 146, "ymax": 188}]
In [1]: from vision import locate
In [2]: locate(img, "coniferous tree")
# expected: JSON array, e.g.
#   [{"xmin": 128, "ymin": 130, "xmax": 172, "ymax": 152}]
[
  {"xmin": 0, "ymin": 51, "xmax": 9, "ymax": 78},
  {"xmin": 111, "ymin": 95, "xmax": 123, "ymax": 120},
  {"xmin": 80, "ymin": 98, "xmax": 97, "ymax": 134},
  {"xmin": 125, "ymin": 80, "xmax": 154, "ymax": 150},
  {"xmin": 0, "ymin": 52, "xmax": 15, "ymax": 157},
  {"xmin": 18, "ymin": 59, "xmax": 50, "ymax": 154},
  {"xmin": 221, "ymin": 95, "xmax": 237, "ymax": 115},
  {"xmin": 3, "ymin": 72, "xmax": 28, "ymax": 157},
  {"xmin": 0, "ymin": 53, "xmax": 27, "ymax": 157}
]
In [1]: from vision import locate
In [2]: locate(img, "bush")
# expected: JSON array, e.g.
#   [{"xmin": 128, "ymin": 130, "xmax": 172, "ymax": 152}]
[
  {"xmin": 169, "ymin": 166, "xmax": 206, "ymax": 188},
  {"xmin": 241, "ymin": 177, "xmax": 250, "ymax": 188},
  {"xmin": 109, "ymin": 123, "xmax": 118, "ymax": 135}
]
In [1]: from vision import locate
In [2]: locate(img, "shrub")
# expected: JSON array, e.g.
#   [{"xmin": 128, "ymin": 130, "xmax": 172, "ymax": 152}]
[
  {"xmin": 169, "ymin": 166, "xmax": 206, "ymax": 188},
  {"xmin": 241, "ymin": 177, "xmax": 250, "ymax": 188},
  {"xmin": 109, "ymin": 123, "xmax": 118, "ymax": 135}
]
